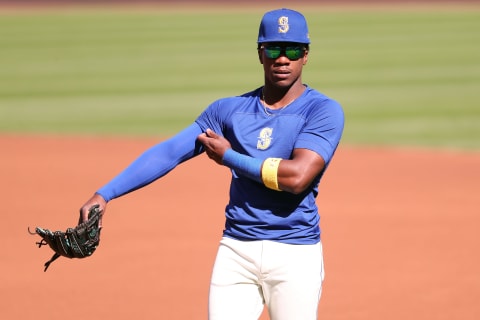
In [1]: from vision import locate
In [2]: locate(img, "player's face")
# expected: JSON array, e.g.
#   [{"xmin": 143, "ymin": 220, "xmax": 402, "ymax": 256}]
[{"xmin": 258, "ymin": 42, "xmax": 309, "ymax": 88}]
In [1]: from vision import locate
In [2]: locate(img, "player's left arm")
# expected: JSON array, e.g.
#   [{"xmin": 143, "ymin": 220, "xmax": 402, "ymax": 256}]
[
  {"xmin": 280, "ymin": 99, "xmax": 344, "ymax": 193},
  {"xmin": 198, "ymin": 129, "xmax": 326, "ymax": 195},
  {"xmin": 198, "ymin": 99, "xmax": 344, "ymax": 194},
  {"xmin": 275, "ymin": 148, "xmax": 325, "ymax": 194}
]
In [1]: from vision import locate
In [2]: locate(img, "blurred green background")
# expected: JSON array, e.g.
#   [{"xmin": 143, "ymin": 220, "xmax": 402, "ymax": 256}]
[{"xmin": 0, "ymin": 6, "xmax": 479, "ymax": 149}]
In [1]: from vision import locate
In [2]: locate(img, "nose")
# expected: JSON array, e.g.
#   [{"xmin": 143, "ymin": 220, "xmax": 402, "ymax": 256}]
[
  {"xmin": 275, "ymin": 49, "xmax": 293, "ymax": 61},
  {"xmin": 274, "ymin": 55, "xmax": 291, "ymax": 65}
]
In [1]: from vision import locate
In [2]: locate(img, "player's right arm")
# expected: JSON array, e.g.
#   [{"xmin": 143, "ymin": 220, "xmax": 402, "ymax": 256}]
[
  {"xmin": 79, "ymin": 193, "xmax": 107, "ymax": 226},
  {"xmin": 79, "ymin": 123, "xmax": 204, "ymax": 223}
]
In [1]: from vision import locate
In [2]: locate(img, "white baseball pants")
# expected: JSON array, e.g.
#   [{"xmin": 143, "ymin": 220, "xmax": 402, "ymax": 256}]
[{"xmin": 208, "ymin": 237, "xmax": 325, "ymax": 320}]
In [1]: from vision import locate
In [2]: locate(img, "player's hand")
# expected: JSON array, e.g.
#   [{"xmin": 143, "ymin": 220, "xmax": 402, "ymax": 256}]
[
  {"xmin": 197, "ymin": 128, "xmax": 231, "ymax": 165},
  {"xmin": 79, "ymin": 193, "xmax": 107, "ymax": 227}
]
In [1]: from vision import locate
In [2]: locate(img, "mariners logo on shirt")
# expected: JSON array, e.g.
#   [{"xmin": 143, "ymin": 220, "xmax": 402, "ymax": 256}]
[
  {"xmin": 278, "ymin": 16, "xmax": 289, "ymax": 34},
  {"xmin": 257, "ymin": 127, "xmax": 273, "ymax": 150}
]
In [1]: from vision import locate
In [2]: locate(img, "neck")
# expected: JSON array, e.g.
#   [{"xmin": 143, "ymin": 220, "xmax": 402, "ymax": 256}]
[{"xmin": 262, "ymin": 83, "xmax": 306, "ymax": 109}]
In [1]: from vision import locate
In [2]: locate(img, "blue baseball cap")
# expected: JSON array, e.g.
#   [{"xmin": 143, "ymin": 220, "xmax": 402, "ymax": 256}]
[{"xmin": 257, "ymin": 8, "xmax": 310, "ymax": 44}]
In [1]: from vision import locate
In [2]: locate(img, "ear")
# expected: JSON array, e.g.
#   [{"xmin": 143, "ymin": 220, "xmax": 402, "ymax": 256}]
[
  {"xmin": 303, "ymin": 50, "xmax": 309, "ymax": 65},
  {"xmin": 258, "ymin": 49, "xmax": 264, "ymax": 64}
]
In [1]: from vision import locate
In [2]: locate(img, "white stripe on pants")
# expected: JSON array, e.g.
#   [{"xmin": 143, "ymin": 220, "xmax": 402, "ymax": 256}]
[{"xmin": 208, "ymin": 237, "xmax": 325, "ymax": 320}]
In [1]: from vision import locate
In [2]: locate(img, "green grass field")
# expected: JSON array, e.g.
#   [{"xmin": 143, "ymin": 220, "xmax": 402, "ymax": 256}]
[{"xmin": 0, "ymin": 6, "xmax": 479, "ymax": 149}]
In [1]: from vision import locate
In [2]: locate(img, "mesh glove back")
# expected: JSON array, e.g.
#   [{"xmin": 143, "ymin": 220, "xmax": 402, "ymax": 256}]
[{"xmin": 31, "ymin": 205, "xmax": 102, "ymax": 271}]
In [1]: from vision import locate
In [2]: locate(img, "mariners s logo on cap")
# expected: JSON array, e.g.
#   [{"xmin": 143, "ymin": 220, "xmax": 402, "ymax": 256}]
[
  {"xmin": 278, "ymin": 16, "xmax": 289, "ymax": 34},
  {"xmin": 257, "ymin": 8, "xmax": 310, "ymax": 44}
]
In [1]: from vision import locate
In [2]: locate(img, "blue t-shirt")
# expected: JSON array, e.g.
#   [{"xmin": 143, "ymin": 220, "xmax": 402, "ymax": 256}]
[{"xmin": 195, "ymin": 86, "xmax": 344, "ymax": 244}]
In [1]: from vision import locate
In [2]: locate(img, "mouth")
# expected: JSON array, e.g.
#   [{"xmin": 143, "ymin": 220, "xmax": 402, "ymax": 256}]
[{"xmin": 273, "ymin": 68, "xmax": 291, "ymax": 79}]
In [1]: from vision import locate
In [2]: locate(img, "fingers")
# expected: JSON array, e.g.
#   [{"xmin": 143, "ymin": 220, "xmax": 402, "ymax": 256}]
[
  {"xmin": 197, "ymin": 128, "xmax": 216, "ymax": 142},
  {"xmin": 197, "ymin": 128, "xmax": 231, "ymax": 165},
  {"xmin": 205, "ymin": 128, "xmax": 218, "ymax": 138},
  {"xmin": 79, "ymin": 193, "xmax": 107, "ymax": 226}
]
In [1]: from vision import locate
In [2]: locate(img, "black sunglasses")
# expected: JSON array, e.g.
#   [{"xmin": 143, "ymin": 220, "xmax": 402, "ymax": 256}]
[{"xmin": 261, "ymin": 45, "xmax": 307, "ymax": 60}]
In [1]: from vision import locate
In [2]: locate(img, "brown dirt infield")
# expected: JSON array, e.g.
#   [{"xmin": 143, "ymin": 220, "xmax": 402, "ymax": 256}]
[{"xmin": 2, "ymin": 134, "xmax": 479, "ymax": 319}]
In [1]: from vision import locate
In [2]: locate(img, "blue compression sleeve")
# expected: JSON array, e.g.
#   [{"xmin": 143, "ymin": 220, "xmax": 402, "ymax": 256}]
[
  {"xmin": 97, "ymin": 123, "xmax": 204, "ymax": 201},
  {"xmin": 222, "ymin": 148, "xmax": 263, "ymax": 183}
]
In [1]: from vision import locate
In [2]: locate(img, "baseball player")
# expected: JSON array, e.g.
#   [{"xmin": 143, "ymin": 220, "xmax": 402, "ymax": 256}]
[{"xmin": 80, "ymin": 8, "xmax": 344, "ymax": 320}]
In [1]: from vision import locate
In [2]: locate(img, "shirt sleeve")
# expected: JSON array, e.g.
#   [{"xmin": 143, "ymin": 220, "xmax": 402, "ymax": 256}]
[
  {"xmin": 294, "ymin": 99, "xmax": 345, "ymax": 164},
  {"xmin": 194, "ymin": 99, "xmax": 231, "ymax": 136}
]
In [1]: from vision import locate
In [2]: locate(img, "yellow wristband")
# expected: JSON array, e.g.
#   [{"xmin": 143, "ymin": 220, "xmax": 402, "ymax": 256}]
[{"xmin": 261, "ymin": 158, "xmax": 282, "ymax": 191}]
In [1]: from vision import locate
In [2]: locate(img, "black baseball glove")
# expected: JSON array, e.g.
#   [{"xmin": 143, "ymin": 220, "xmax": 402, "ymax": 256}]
[{"xmin": 30, "ymin": 205, "xmax": 102, "ymax": 271}]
